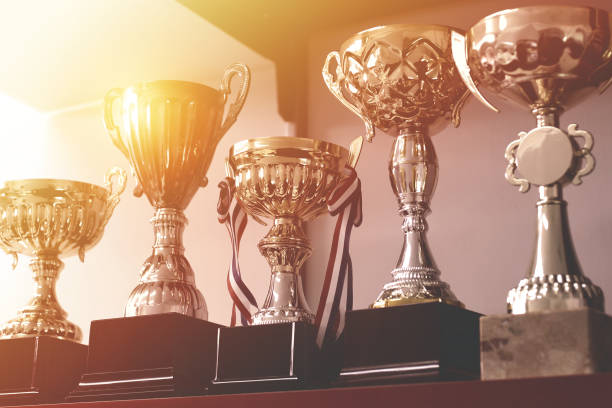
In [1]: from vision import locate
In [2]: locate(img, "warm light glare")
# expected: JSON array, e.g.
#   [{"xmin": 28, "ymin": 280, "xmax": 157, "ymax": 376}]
[{"xmin": 0, "ymin": 93, "xmax": 47, "ymax": 181}]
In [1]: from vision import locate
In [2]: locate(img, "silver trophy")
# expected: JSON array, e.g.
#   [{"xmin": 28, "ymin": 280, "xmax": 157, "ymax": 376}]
[
  {"xmin": 323, "ymin": 25, "xmax": 470, "ymax": 308},
  {"xmin": 454, "ymin": 5, "xmax": 612, "ymax": 313}
]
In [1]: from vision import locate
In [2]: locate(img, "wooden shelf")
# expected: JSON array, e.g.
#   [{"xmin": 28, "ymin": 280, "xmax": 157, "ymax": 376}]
[{"xmin": 15, "ymin": 373, "xmax": 612, "ymax": 408}]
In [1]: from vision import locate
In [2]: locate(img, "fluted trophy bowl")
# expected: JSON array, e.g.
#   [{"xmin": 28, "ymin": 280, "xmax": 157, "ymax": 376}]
[
  {"xmin": 324, "ymin": 24, "xmax": 468, "ymax": 308},
  {"xmin": 105, "ymin": 64, "xmax": 250, "ymax": 319},
  {"xmin": 462, "ymin": 5, "xmax": 612, "ymax": 112},
  {"xmin": 455, "ymin": 6, "xmax": 612, "ymax": 314},
  {"xmin": 229, "ymin": 137, "xmax": 348, "ymax": 325},
  {"xmin": 0, "ymin": 170, "xmax": 126, "ymax": 342}
]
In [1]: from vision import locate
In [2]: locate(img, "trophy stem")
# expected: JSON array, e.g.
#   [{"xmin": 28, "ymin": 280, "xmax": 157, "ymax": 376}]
[
  {"xmin": 0, "ymin": 252, "xmax": 81, "ymax": 342},
  {"xmin": 507, "ymin": 107, "xmax": 604, "ymax": 314},
  {"xmin": 372, "ymin": 125, "xmax": 461, "ymax": 308},
  {"xmin": 254, "ymin": 216, "xmax": 314, "ymax": 325},
  {"xmin": 125, "ymin": 208, "xmax": 207, "ymax": 319},
  {"xmin": 533, "ymin": 106, "xmax": 560, "ymax": 128}
]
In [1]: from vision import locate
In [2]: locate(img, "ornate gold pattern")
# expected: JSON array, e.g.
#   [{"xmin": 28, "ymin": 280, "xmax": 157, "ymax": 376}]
[
  {"xmin": 104, "ymin": 64, "xmax": 251, "ymax": 319},
  {"xmin": 0, "ymin": 171, "xmax": 126, "ymax": 342},
  {"xmin": 228, "ymin": 137, "xmax": 348, "ymax": 325}
]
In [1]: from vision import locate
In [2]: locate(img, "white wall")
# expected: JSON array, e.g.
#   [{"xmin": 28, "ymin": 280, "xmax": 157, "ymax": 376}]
[
  {"xmin": 304, "ymin": 0, "xmax": 612, "ymax": 317},
  {"xmin": 0, "ymin": 65, "xmax": 285, "ymax": 342}
]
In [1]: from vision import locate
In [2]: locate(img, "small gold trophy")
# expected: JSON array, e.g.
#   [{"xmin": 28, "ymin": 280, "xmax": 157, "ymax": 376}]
[
  {"xmin": 0, "ymin": 170, "xmax": 125, "ymax": 404},
  {"xmin": 0, "ymin": 170, "xmax": 126, "ymax": 342},
  {"xmin": 228, "ymin": 137, "xmax": 350, "ymax": 324},
  {"xmin": 213, "ymin": 136, "xmax": 358, "ymax": 392}
]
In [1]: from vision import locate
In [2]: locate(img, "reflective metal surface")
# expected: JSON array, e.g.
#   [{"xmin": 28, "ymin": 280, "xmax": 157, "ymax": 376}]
[
  {"xmin": 228, "ymin": 137, "xmax": 349, "ymax": 325},
  {"xmin": 457, "ymin": 6, "xmax": 611, "ymax": 314},
  {"xmin": 104, "ymin": 64, "xmax": 251, "ymax": 319},
  {"xmin": 0, "ymin": 170, "xmax": 126, "ymax": 342},
  {"xmin": 461, "ymin": 6, "xmax": 612, "ymax": 112},
  {"xmin": 323, "ymin": 25, "xmax": 468, "ymax": 308}
]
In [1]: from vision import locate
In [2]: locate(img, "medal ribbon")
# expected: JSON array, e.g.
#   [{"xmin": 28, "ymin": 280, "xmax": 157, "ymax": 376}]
[
  {"xmin": 315, "ymin": 166, "xmax": 363, "ymax": 348},
  {"xmin": 217, "ymin": 178, "xmax": 258, "ymax": 326}
]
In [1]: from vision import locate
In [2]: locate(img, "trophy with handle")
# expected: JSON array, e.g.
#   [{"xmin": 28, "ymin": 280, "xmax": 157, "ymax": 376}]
[
  {"xmin": 322, "ymin": 25, "xmax": 481, "ymax": 385},
  {"xmin": 213, "ymin": 136, "xmax": 361, "ymax": 392},
  {"xmin": 67, "ymin": 65, "xmax": 251, "ymax": 402},
  {"xmin": 103, "ymin": 64, "xmax": 250, "ymax": 318},
  {"xmin": 323, "ymin": 24, "xmax": 468, "ymax": 308},
  {"xmin": 0, "ymin": 170, "xmax": 126, "ymax": 404},
  {"xmin": 454, "ymin": 5, "xmax": 612, "ymax": 379}
]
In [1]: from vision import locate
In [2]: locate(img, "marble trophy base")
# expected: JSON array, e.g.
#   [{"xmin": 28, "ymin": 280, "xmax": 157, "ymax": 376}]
[
  {"xmin": 68, "ymin": 313, "xmax": 221, "ymax": 401},
  {"xmin": 336, "ymin": 303, "xmax": 481, "ymax": 386},
  {"xmin": 0, "ymin": 336, "xmax": 87, "ymax": 406},
  {"xmin": 480, "ymin": 308, "xmax": 612, "ymax": 380},
  {"xmin": 212, "ymin": 322, "xmax": 319, "ymax": 393}
]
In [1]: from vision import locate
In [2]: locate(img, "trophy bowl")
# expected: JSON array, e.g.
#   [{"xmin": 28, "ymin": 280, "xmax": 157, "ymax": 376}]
[
  {"xmin": 229, "ymin": 137, "xmax": 349, "ymax": 325},
  {"xmin": 324, "ymin": 24, "xmax": 468, "ymax": 308},
  {"xmin": 464, "ymin": 5, "xmax": 612, "ymax": 112},
  {"xmin": 104, "ymin": 64, "xmax": 250, "ymax": 318},
  {"xmin": 0, "ymin": 170, "xmax": 126, "ymax": 342},
  {"xmin": 331, "ymin": 24, "xmax": 468, "ymax": 138}
]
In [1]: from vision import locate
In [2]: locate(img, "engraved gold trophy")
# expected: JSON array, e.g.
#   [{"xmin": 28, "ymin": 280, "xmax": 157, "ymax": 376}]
[
  {"xmin": 67, "ymin": 65, "xmax": 251, "ymax": 402},
  {"xmin": 0, "ymin": 170, "xmax": 126, "ymax": 404},
  {"xmin": 104, "ymin": 64, "xmax": 250, "ymax": 318},
  {"xmin": 324, "ymin": 25, "xmax": 468, "ymax": 308},
  {"xmin": 230, "ymin": 137, "xmax": 350, "ymax": 325},
  {"xmin": 214, "ymin": 136, "xmax": 355, "ymax": 392},
  {"xmin": 455, "ymin": 5, "xmax": 612, "ymax": 379},
  {"xmin": 322, "ymin": 25, "xmax": 481, "ymax": 385}
]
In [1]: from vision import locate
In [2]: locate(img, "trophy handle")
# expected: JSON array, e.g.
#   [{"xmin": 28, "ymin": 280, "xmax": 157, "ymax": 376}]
[
  {"xmin": 104, "ymin": 166, "xmax": 128, "ymax": 203},
  {"xmin": 323, "ymin": 51, "xmax": 375, "ymax": 142},
  {"xmin": 217, "ymin": 63, "xmax": 251, "ymax": 139},
  {"xmin": 348, "ymin": 136, "xmax": 364, "ymax": 169},
  {"xmin": 8, "ymin": 251, "xmax": 18, "ymax": 270},
  {"xmin": 598, "ymin": 76, "xmax": 612, "ymax": 95},
  {"xmin": 505, "ymin": 134, "xmax": 530, "ymax": 193},
  {"xmin": 104, "ymin": 88, "xmax": 129, "ymax": 157},
  {"xmin": 450, "ymin": 31, "xmax": 499, "ymax": 113},
  {"xmin": 568, "ymin": 124, "xmax": 595, "ymax": 185}
]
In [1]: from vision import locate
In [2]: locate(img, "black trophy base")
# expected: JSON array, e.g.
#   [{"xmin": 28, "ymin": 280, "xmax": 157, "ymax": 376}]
[
  {"xmin": 212, "ymin": 322, "xmax": 319, "ymax": 393},
  {"xmin": 68, "ymin": 313, "xmax": 221, "ymax": 402},
  {"xmin": 0, "ymin": 336, "xmax": 87, "ymax": 406},
  {"xmin": 480, "ymin": 308, "xmax": 612, "ymax": 380},
  {"xmin": 336, "ymin": 302, "xmax": 481, "ymax": 386}
]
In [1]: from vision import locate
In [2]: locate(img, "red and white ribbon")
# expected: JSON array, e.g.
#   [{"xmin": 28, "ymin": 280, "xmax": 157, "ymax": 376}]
[
  {"xmin": 217, "ymin": 178, "xmax": 258, "ymax": 326},
  {"xmin": 315, "ymin": 166, "xmax": 362, "ymax": 348}
]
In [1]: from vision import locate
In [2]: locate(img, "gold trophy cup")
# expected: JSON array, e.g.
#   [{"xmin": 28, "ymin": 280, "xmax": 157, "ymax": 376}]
[
  {"xmin": 227, "ymin": 137, "xmax": 349, "ymax": 325},
  {"xmin": 104, "ymin": 64, "xmax": 251, "ymax": 319},
  {"xmin": 323, "ymin": 25, "xmax": 469, "ymax": 308},
  {"xmin": 0, "ymin": 169, "xmax": 126, "ymax": 342}
]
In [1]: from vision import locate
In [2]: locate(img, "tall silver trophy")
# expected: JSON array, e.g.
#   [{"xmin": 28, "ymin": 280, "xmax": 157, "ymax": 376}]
[
  {"xmin": 323, "ymin": 25, "xmax": 470, "ymax": 308},
  {"xmin": 455, "ymin": 5, "xmax": 612, "ymax": 378},
  {"xmin": 455, "ymin": 5, "xmax": 611, "ymax": 313}
]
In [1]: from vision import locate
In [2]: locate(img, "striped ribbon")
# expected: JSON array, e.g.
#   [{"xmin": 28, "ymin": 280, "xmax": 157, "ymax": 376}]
[
  {"xmin": 315, "ymin": 166, "xmax": 362, "ymax": 348},
  {"xmin": 217, "ymin": 178, "xmax": 258, "ymax": 326}
]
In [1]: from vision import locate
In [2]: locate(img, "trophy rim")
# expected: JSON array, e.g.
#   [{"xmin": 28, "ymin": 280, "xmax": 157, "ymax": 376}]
[
  {"xmin": 340, "ymin": 23, "xmax": 465, "ymax": 51},
  {"xmin": 229, "ymin": 136, "xmax": 350, "ymax": 161},
  {"xmin": 1, "ymin": 178, "xmax": 109, "ymax": 197},
  {"xmin": 471, "ymin": 4, "xmax": 609, "ymax": 30},
  {"xmin": 123, "ymin": 79, "xmax": 220, "ymax": 99}
]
